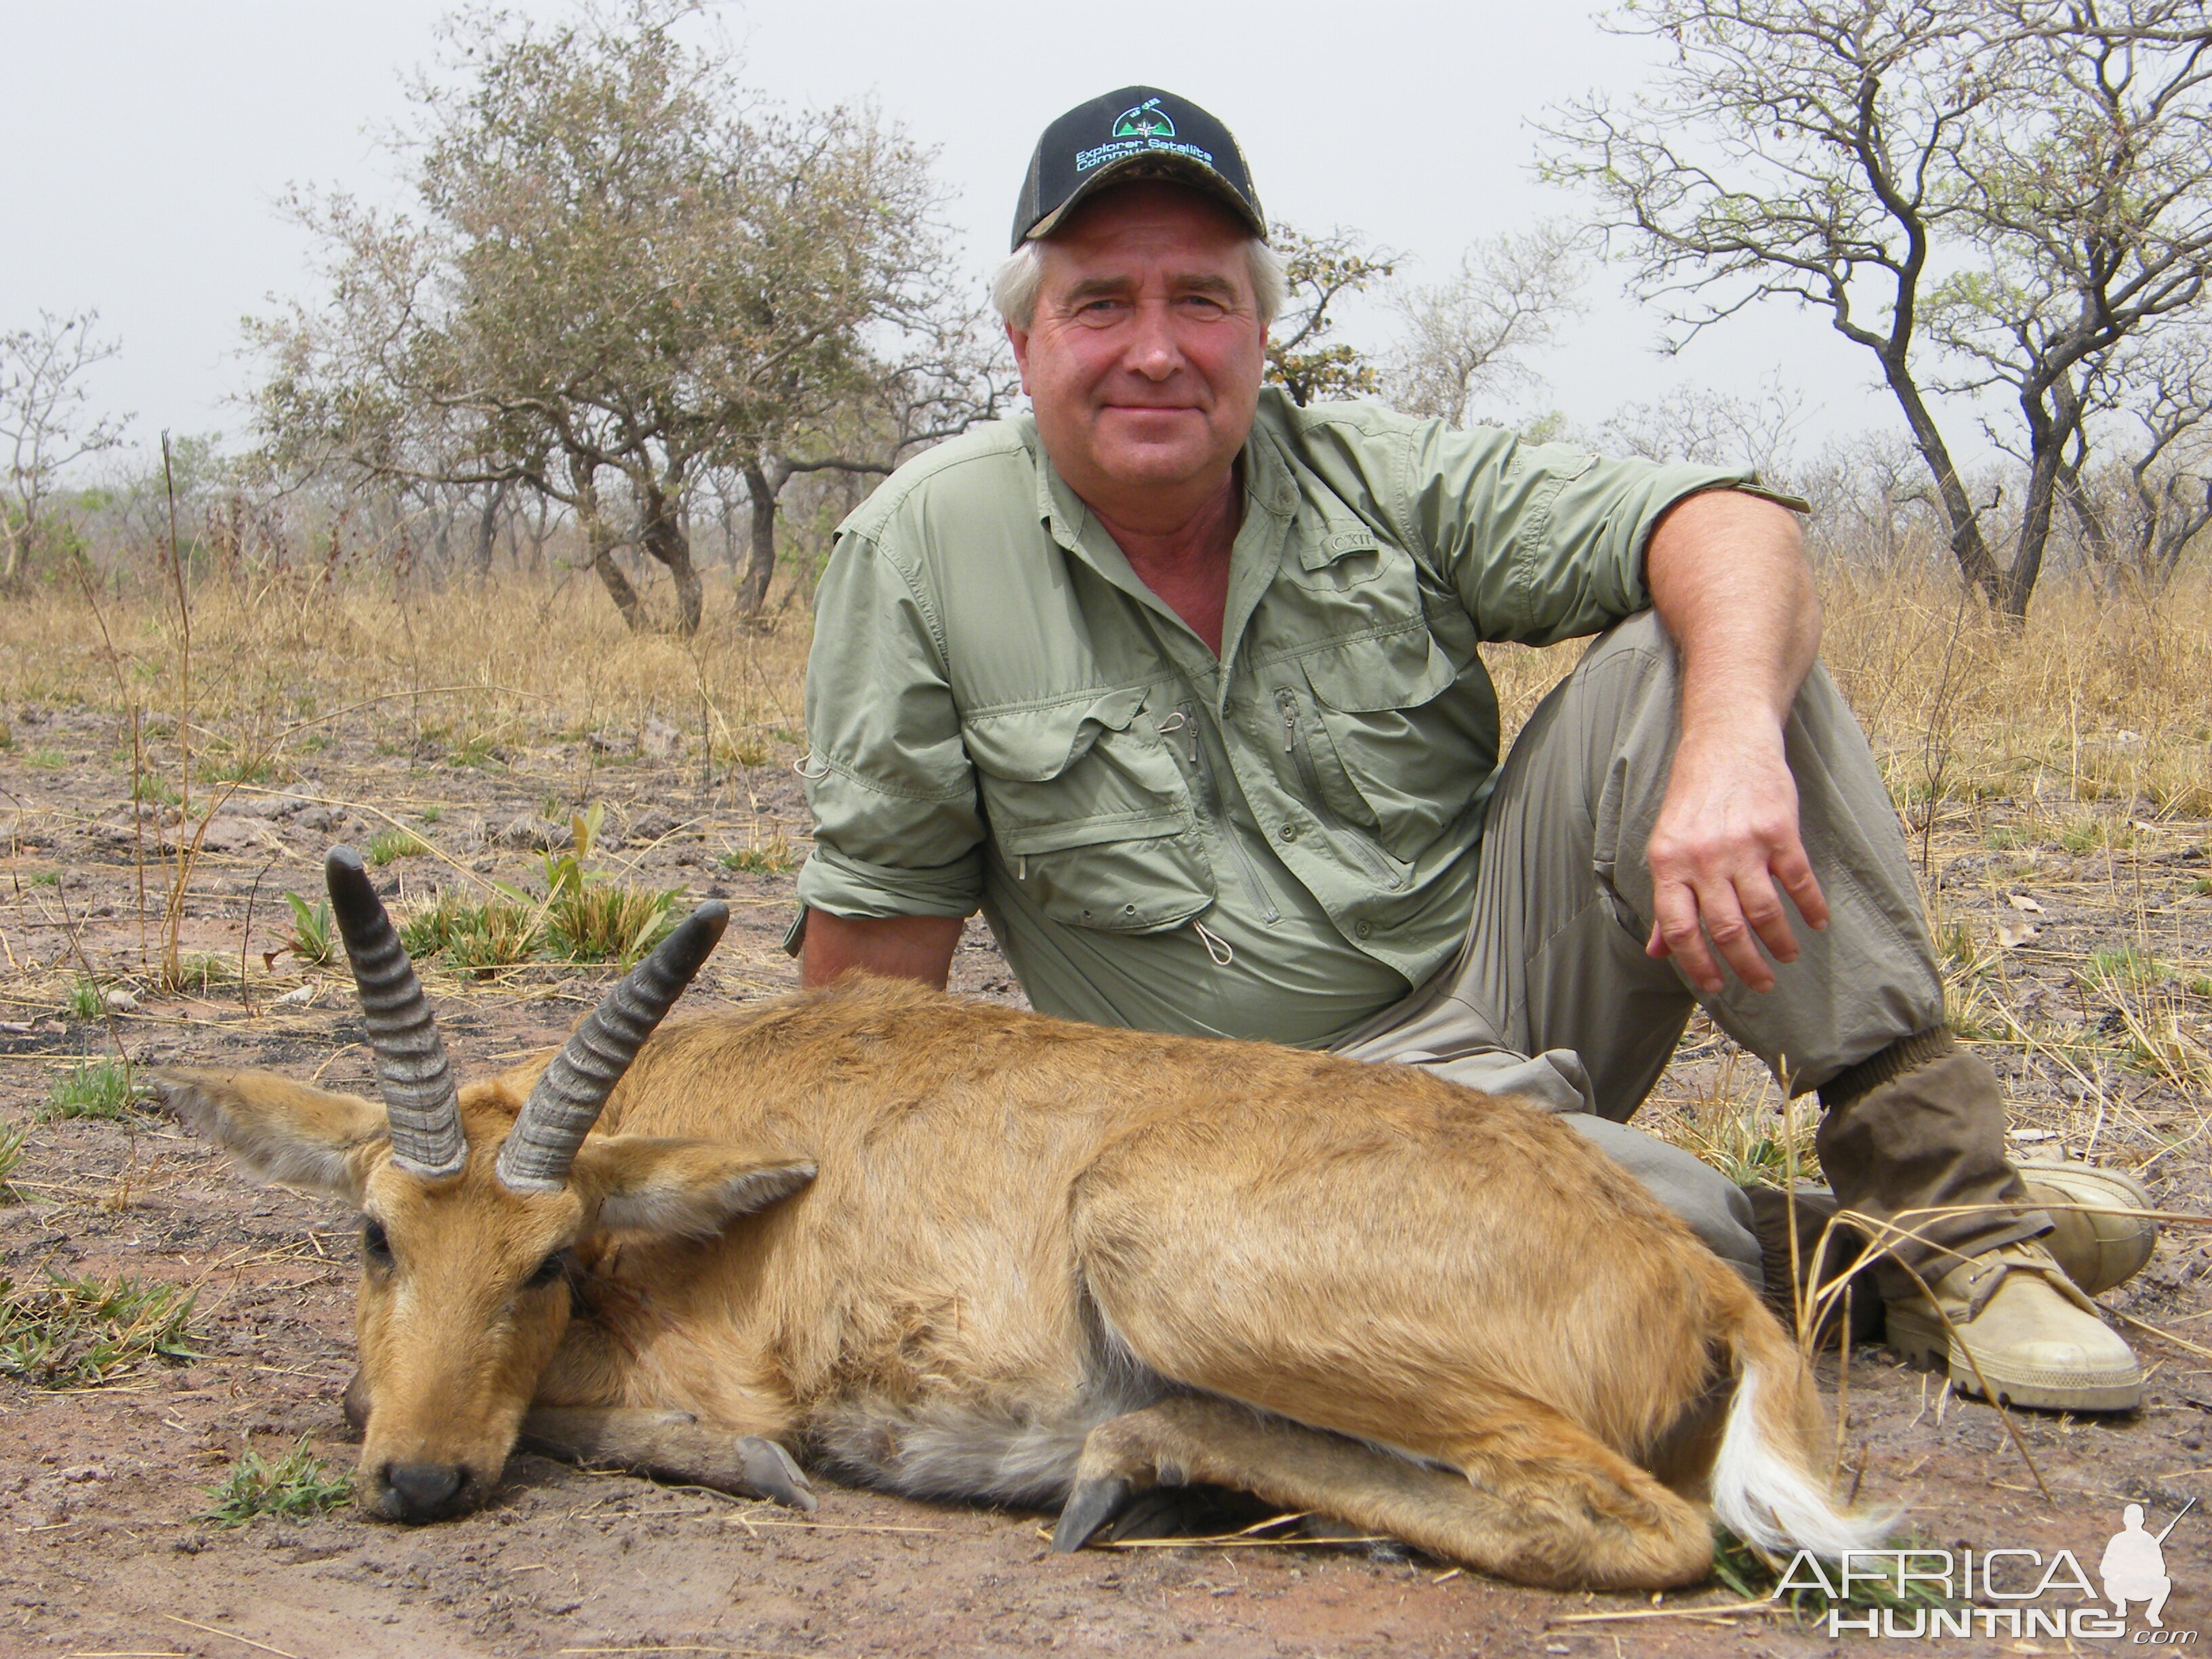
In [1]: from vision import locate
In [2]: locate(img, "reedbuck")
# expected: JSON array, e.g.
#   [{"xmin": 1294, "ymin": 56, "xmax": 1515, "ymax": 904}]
[{"xmin": 152, "ymin": 848, "xmax": 1878, "ymax": 1591}]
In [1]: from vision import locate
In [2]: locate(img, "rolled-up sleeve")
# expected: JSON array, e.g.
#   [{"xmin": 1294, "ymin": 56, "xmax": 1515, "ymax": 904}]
[
  {"xmin": 1394, "ymin": 423, "xmax": 1785, "ymax": 647},
  {"xmin": 795, "ymin": 528, "xmax": 984, "ymax": 920}
]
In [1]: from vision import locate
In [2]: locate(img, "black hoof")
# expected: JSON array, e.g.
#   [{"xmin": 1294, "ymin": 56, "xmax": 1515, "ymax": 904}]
[
  {"xmin": 1052, "ymin": 1475, "xmax": 1133, "ymax": 1552},
  {"xmin": 737, "ymin": 1436, "xmax": 817, "ymax": 1512}
]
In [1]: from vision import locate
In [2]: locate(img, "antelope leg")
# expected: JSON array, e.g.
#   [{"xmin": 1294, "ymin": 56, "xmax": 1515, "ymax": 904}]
[{"xmin": 520, "ymin": 1407, "xmax": 817, "ymax": 1511}]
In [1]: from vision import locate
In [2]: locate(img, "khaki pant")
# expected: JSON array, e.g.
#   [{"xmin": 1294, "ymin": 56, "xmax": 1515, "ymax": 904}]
[{"xmin": 1334, "ymin": 611, "xmax": 2039, "ymax": 1290}]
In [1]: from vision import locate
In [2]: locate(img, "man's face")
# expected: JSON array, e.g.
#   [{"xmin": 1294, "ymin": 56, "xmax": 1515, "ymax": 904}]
[{"xmin": 1008, "ymin": 182, "xmax": 1266, "ymax": 513}]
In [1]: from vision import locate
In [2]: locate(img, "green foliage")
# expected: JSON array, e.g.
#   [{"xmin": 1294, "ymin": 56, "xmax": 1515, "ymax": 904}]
[
  {"xmin": 2060, "ymin": 817, "xmax": 2134, "ymax": 855},
  {"xmin": 201, "ymin": 1437, "xmax": 354, "ymax": 1526},
  {"xmin": 66, "ymin": 976, "xmax": 104, "ymax": 1020},
  {"xmin": 29, "ymin": 869, "xmax": 59, "ymax": 887},
  {"xmin": 1263, "ymin": 224, "xmax": 1395, "ymax": 408},
  {"xmin": 1711, "ymin": 1525, "xmax": 1933, "ymax": 1620},
  {"xmin": 246, "ymin": 1, "xmax": 958, "ymax": 638},
  {"xmin": 400, "ymin": 889, "xmax": 545, "ymax": 973},
  {"xmin": 26, "ymin": 748, "xmax": 66, "ymax": 769},
  {"xmin": 0, "ymin": 1267, "xmax": 197, "ymax": 1387},
  {"xmin": 365, "ymin": 827, "xmax": 430, "ymax": 865},
  {"xmin": 41, "ymin": 1059, "xmax": 134, "ymax": 1121},
  {"xmin": 0, "ymin": 1123, "xmax": 24, "ymax": 1204},
  {"xmin": 281, "ymin": 893, "xmax": 336, "ymax": 967},
  {"xmin": 418, "ymin": 804, "xmax": 443, "ymax": 825},
  {"xmin": 548, "ymin": 881, "xmax": 677, "ymax": 966},
  {"xmin": 719, "ymin": 834, "xmax": 798, "ymax": 876},
  {"xmin": 2085, "ymin": 943, "xmax": 2169, "ymax": 987}
]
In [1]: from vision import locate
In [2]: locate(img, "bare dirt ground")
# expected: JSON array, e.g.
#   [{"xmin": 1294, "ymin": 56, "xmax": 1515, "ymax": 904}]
[{"xmin": 3, "ymin": 674, "xmax": 2211, "ymax": 1658}]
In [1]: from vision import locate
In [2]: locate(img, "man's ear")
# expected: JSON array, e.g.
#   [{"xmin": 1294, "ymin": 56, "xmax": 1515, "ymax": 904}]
[
  {"xmin": 150, "ymin": 1067, "xmax": 383, "ymax": 1203},
  {"xmin": 570, "ymin": 1136, "xmax": 816, "ymax": 1240},
  {"xmin": 1006, "ymin": 321, "xmax": 1033, "ymax": 392}
]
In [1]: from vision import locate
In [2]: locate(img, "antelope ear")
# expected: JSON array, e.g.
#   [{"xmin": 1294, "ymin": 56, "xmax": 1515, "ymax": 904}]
[
  {"xmin": 569, "ymin": 1136, "xmax": 816, "ymax": 1239},
  {"xmin": 150, "ymin": 1067, "xmax": 383, "ymax": 1203}
]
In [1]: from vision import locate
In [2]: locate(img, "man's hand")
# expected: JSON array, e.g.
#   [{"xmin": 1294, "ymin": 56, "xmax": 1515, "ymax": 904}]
[
  {"xmin": 1642, "ymin": 489, "xmax": 1827, "ymax": 996},
  {"xmin": 1644, "ymin": 728, "xmax": 1828, "ymax": 996}
]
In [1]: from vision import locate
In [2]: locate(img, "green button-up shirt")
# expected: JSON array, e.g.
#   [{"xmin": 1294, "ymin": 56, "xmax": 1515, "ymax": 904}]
[{"xmin": 798, "ymin": 389, "xmax": 1759, "ymax": 1048}]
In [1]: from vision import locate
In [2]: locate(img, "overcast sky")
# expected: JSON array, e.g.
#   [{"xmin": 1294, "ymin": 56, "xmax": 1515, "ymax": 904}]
[{"xmin": 1, "ymin": 0, "xmax": 1907, "ymax": 472}]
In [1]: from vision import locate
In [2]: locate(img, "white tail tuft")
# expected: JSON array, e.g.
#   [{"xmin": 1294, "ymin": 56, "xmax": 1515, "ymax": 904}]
[{"xmin": 1710, "ymin": 1364, "xmax": 1891, "ymax": 1558}]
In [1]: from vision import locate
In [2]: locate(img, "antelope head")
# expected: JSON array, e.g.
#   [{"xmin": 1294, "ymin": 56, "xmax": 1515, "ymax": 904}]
[{"xmin": 153, "ymin": 848, "xmax": 815, "ymax": 1522}]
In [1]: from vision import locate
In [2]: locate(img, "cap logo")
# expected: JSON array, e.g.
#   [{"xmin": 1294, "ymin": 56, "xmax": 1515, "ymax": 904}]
[
  {"xmin": 1111, "ymin": 98, "xmax": 1176, "ymax": 140},
  {"xmin": 1076, "ymin": 97, "xmax": 1214, "ymax": 176}
]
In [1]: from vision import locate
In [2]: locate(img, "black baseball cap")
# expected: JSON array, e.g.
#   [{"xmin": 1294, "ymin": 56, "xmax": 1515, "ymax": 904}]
[{"xmin": 1010, "ymin": 87, "xmax": 1267, "ymax": 252}]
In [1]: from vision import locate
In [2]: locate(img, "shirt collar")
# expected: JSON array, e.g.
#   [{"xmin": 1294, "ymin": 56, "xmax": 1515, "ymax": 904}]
[{"xmin": 1022, "ymin": 410, "xmax": 1299, "ymax": 683}]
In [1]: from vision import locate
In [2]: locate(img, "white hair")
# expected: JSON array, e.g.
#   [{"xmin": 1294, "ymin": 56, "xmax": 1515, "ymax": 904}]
[{"xmin": 991, "ymin": 237, "xmax": 1287, "ymax": 333}]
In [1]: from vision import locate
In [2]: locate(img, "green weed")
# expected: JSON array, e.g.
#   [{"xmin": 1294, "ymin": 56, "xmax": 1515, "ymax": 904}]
[
  {"xmin": 0, "ymin": 1123, "xmax": 24, "ymax": 1204},
  {"xmin": 719, "ymin": 834, "xmax": 798, "ymax": 876},
  {"xmin": 0, "ymin": 1268, "xmax": 198, "ymax": 1388},
  {"xmin": 41, "ymin": 1059, "xmax": 134, "ymax": 1121},
  {"xmin": 26, "ymin": 749, "xmax": 66, "ymax": 770},
  {"xmin": 29, "ymin": 870, "xmax": 60, "ymax": 888},
  {"xmin": 2194, "ymin": 875, "xmax": 2212, "ymax": 897},
  {"xmin": 418, "ymin": 804, "xmax": 443, "ymax": 825},
  {"xmin": 200, "ymin": 1437, "xmax": 354, "ymax": 1527},
  {"xmin": 449, "ymin": 734, "xmax": 505, "ymax": 769},
  {"xmin": 365, "ymin": 827, "xmax": 431, "ymax": 866},
  {"xmin": 1984, "ymin": 823, "xmax": 2033, "ymax": 851},
  {"xmin": 401, "ymin": 890, "xmax": 543, "ymax": 974},
  {"xmin": 548, "ymin": 882, "xmax": 677, "ymax": 966},
  {"xmin": 66, "ymin": 977, "xmax": 104, "ymax": 1020},
  {"xmin": 2085, "ymin": 944, "xmax": 2169, "ymax": 987},
  {"xmin": 281, "ymin": 893, "xmax": 336, "ymax": 967},
  {"xmin": 2060, "ymin": 817, "xmax": 2135, "ymax": 855},
  {"xmin": 197, "ymin": 752, "xmax": 279, "ymax": 786},
  {"xmin": 131, "ymin": 773, "xmax": 182, "ymax": 806}
]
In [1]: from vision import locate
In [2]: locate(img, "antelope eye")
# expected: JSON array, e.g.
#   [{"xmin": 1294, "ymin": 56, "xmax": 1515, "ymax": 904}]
[
  {"xmin": 361, "ymin": 1218, "xmax": 394, "ymax": 1265},
  {"xmin": 525, "ymin": 1249, "xmax": 571, "ymax": 1289}
]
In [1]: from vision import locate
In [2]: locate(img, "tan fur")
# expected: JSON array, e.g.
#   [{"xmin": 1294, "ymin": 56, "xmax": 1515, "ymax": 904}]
[{"xmin": 159, "ymin": 976, "xmax": 1850, "ymax": 1587}]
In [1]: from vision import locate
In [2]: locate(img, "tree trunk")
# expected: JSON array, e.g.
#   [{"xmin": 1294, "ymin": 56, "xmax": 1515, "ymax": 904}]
[
  {"xmin": 586, "ymin": 517, "xmax": 644, "ymax": 631},
  {"xmin": 739, "ymin": 459, "xmax": 783, "ymax": 617},
  {"xmin": 638, "ymin": 485, "xmax": 702, "ymax": 637},
  {"xmin": 1879, "ymin": 353, "xmax": 2001, "ymax": 605},
  {"xmin": 474, "ymin": 480, "xmax": 509, "ymax": 578}
]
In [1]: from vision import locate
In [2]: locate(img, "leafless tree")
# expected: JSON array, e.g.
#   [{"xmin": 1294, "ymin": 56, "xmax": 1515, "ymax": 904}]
[
  {"xmin": 1383, "ymin": 225, "xmax": 1585, "ymax": 427},
  {"xmin": 0, "ymin": 310, "xmax": 130, "ymax": 590},
  {"xmin": 1541, "ymin": 0, "xmax": 2212, "ymax": 619}
]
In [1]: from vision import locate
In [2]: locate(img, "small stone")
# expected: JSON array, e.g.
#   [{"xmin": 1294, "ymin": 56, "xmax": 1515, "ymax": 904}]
[{"xmin": 102, "ymin": 988, "xmax": 141, "ymax": 1014}]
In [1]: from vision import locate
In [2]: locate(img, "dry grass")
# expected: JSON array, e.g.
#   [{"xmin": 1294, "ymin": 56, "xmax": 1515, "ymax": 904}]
[
  {"xmin": 0, "ymin": 566, "xmax": 812, "ymax": 764},
  {"xmin": 4, "ymin": 560, "xmax": 2207, "ymax": 1187}
]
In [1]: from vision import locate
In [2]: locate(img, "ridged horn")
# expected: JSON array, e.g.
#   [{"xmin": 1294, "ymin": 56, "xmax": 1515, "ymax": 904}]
[
  {"xmin": 325, "ymin": 846, "xmax": 468, "ymax": 1179},
  {"xmin": 494, "ymin": 902, "xmax": 729, "ymax": 1192}
]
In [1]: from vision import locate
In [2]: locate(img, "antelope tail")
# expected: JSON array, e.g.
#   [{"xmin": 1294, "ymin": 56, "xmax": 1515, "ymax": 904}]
[{"xmin": 1707, "ymin": 1293, "xmax": 1891, "ymax": 1559}]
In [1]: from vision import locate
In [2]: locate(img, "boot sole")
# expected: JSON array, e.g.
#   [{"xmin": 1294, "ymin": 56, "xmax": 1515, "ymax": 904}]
[{"xmin": 1885, "ymin": 1307, "xmax": 2143, "ymax": 1412}]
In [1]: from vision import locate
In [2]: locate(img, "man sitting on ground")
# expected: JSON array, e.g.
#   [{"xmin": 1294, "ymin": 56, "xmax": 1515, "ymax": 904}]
[{"xmin": 787, "ymin": 86, "xmax": 2152, "ymax": 1412}]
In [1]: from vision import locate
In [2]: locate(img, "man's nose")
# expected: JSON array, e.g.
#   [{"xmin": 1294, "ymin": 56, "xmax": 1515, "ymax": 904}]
[{"xmin": 1122, "ymin": 303, "xmax": 1185, "ymax": 380}]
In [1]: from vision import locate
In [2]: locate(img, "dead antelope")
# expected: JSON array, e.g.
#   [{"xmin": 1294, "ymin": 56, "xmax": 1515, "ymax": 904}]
[{"xmin": 152, "ymin": 847, "xmax": 1879, "ymax": 1591}]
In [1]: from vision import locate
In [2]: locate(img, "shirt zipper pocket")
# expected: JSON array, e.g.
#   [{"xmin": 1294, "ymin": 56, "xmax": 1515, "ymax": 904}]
[
  {"xmin": 1168, "ymin": 701, "xmax": 1280, "ymax": 925},
  {"xmin": 1276, "ymin": 688, "xmax": 1404, "ymax": 890}
]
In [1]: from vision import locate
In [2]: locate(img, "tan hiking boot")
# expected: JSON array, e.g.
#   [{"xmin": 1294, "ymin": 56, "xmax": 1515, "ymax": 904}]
[
  {"xmin": 1884, "ymin": 1241, "xmax": 2144, "ymax": 1412},
  {"xmin": 2015, "ymin": 1160, "xmax": 2156, "ymax": 1296}
]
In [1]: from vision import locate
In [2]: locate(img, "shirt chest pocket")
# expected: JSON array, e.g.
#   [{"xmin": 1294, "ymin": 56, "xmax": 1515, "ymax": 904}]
[
  {"xmin": 1293, "ymin": 624, "xmax": 1479, "ymax": 861},
  {"xmin": 961, "ymin": 688, "xmax": 1216, "ymax": 933}
]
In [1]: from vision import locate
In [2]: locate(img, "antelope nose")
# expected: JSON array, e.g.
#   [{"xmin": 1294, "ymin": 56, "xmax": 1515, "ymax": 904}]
[{"xmin": 383, "ymin": 1460, "xmax": 464, "ymax": 1521}]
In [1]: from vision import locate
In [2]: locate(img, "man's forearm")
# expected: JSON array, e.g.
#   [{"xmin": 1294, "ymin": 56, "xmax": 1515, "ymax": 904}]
[
  {"xmin": 799, "ymin": 910, "xmax": 964, "ymax": 990},
  {"xmin": 1645, "ymin": 489, "xmax": 1819, "ymax": 738},
  {"xmin": 1639, "ymin": 488, "xmax": 1828, "ymax": 995}
]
